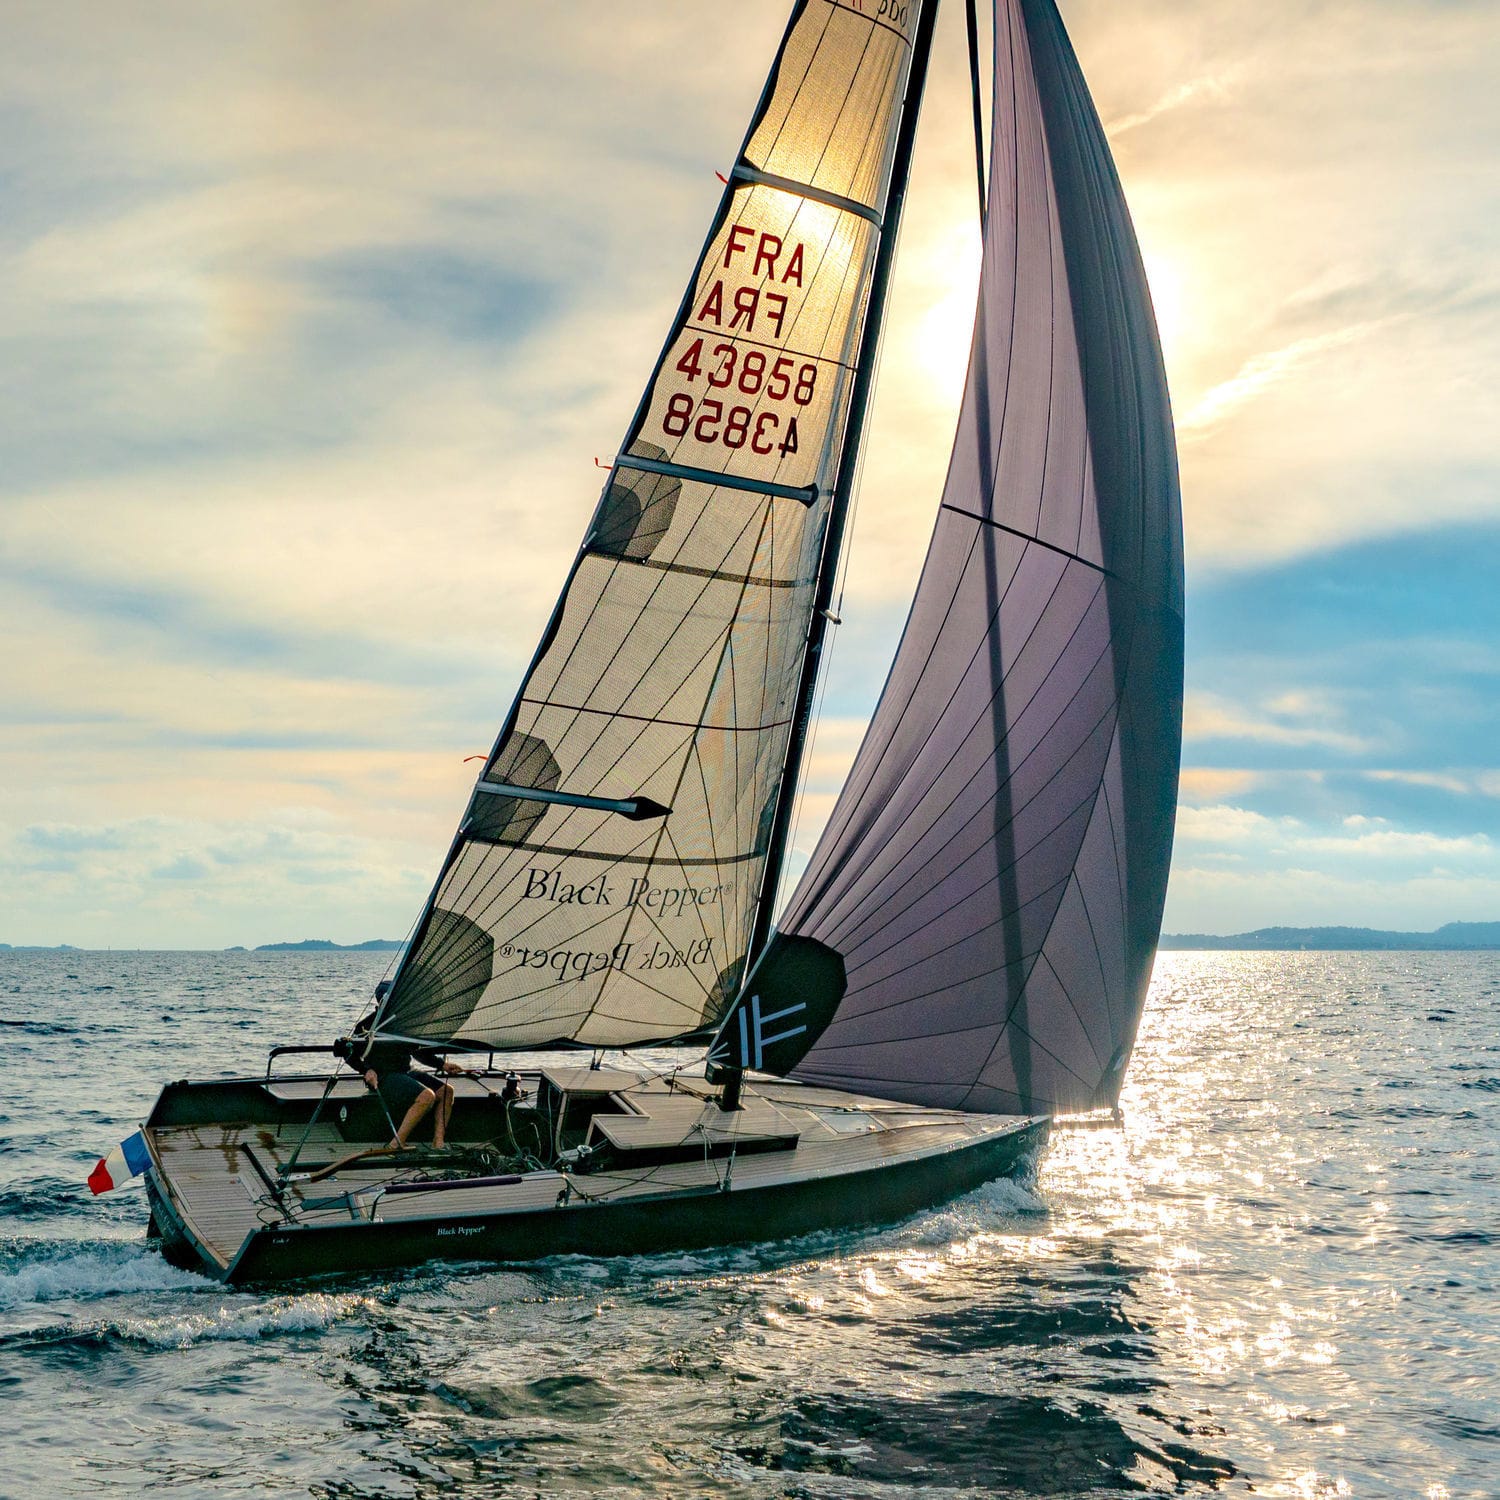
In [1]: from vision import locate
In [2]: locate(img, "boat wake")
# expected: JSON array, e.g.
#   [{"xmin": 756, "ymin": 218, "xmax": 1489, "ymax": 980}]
[
  {"xmin": 105, "ymin": 1291, "xmax": 379, "ymax": 1350},
  {"xmin": 0, "ymin": 1236, "xmax": 205, "ymax": 1310}
]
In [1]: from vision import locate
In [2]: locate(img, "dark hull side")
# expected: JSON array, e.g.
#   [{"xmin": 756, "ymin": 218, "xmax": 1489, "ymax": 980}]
[{"xmin": 147, "ymin": 1119, "xmax": 1047, "ymax": 1286}]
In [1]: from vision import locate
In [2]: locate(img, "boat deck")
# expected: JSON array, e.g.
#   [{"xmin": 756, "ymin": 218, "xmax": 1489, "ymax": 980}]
[{"xmin": 146, "ymin": 1069, "xmax": 1034, "ymax": 1274}]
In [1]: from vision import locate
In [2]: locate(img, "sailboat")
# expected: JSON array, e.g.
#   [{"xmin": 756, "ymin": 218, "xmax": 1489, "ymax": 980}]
[{"xmin": 102, "ymin": 0, "xmax": 1182, "ymax": 1284}]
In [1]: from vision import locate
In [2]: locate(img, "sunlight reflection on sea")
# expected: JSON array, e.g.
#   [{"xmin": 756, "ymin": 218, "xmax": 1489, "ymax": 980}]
[{"xmin": 0, "ymin": 948, "xmax": 1496, "ymax": 1497}]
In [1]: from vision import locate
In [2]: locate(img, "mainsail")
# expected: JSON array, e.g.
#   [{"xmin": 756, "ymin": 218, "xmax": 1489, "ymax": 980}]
[
  {"xmin": 712, "ymin": 0, "xmax": 1185, "ymax": 1114},
  {"xmin": 379, "ymin": 0, "xmax": 937, "ymax": 1050}
]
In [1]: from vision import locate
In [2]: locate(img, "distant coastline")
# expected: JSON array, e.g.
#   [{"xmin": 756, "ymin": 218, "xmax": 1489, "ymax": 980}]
[
  {"xmin": 7, "ymin": 924, "xmax": 1500, "ymax": 953},
  {"xmin": 235, "ymin": 939, "xmax": 404, "ymax": 952},
  {"xmin": 1160, "ymin": 921, "xmax": 1500, "ymax": 951},
  {"xmin": 0, "ymin": 939, "xmax": 403, "ymax": 952}
]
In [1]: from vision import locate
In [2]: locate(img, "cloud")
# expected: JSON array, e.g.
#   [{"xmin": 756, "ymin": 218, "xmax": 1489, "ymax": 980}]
[
  {"xmin": 1164, "ymin": 800, "xmax": 1500, "ymax": 932},
  {"xmin": 0, "ymin": 814, "xmax": 430, "ymax": 949},
  {"xmin": 1177, "ymin": 769, "xmax": 1262, "ymax": 805},
  {"xmin": 4, "ymin": 0, "xmax": 1498, "ymax": 947},
  {"xmin": 1184, "ymin": 693, "xmax": 1375, "ymax": 755}
]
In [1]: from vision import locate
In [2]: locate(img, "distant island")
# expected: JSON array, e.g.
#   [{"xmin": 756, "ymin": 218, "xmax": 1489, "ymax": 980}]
[
  {"xmin": 1160, "ymin": 921, "xmax": 1500, "ymax": 951},
  {"xmin": 6, "ymin": 926, "xmax": 1500, "ymax": 954},
  {"xmin": 247, "ymin": 939, "xmax": 403, "ymax": 952}
]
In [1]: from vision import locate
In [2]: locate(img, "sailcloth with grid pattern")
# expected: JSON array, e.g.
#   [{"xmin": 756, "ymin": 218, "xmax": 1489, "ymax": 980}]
[
  {"xmin": 377, "ymin": 0, "xmax": 933, "ymax": 1049},
  {"xmin": 710, "ymin": 0, "xmax": 1184, "ymax": 1114}
]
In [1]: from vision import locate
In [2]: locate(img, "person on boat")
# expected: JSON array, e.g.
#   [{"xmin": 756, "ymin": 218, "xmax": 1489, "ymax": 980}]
[{"xmin": 342, "ymin": 1017, "xmax": 463, "ymax": 1150}]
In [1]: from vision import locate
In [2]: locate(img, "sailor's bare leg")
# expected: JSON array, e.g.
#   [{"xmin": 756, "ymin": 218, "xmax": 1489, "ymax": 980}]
[
  {"xmin": 432, "ymin": 1082, "xmax": 456, "ymax": 1148},
  {"xmin": 391, "ymin": 1088, "xmax": 437, "ymax": 1147}
]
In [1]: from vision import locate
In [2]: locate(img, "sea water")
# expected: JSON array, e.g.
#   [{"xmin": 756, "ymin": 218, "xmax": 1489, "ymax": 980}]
[{"xmin": 0, "ymin": 949, "xmax": 1495, "ymax": 1498}]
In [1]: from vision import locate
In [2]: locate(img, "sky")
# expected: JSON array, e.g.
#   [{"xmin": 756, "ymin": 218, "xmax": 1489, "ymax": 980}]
[{"xmin": 2, "ymin": 0, "xmax": 1497, "ymax": 949}]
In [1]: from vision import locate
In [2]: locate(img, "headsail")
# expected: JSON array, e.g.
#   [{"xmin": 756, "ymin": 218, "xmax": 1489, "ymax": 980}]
[
  {"xmin": 380, "ymin": 0, "xmax": 936, "ymax": 1051},
  {"xmin": 712, "ymin": 0, "xmax": 1185, "ymax": 1114}
]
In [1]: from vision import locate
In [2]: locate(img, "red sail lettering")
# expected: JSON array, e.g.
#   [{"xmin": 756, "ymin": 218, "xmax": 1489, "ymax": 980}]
[
  {"xmin": 697, "ymin": 280, "xmax": 725, "ymax": 326},
  {"xmin": 764, "ymin": 291, "xmax": 788, "ymax": 338},
  {"xmin": 722, "ymin": 224, "xmax": 753, "ymax": 268},
  {"xmin": 752, "ymin": 234, "xmax": 782, "ymax": 278},
  {"xmin": 730, "ymin": 286, "xmax": 759, "ymax": 331}
]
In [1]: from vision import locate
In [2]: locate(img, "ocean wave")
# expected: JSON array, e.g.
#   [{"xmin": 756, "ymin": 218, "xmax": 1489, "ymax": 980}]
[
  {"xmin": 0, "ymin": 1239, "xmax": 207, "ymax": 1309},
  {"xmin": 112, "ymin": 1291, "xmax": 378, "ymax": 1348},
  {"xmin": 0, "ymin": 1177, "xmax": 97, "ymax": 1220}
]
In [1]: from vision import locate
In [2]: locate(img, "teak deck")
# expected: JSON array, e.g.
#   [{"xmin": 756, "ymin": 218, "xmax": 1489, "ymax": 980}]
[{"xmin": 143, "ymin": 1067, "xmax": 1046, "ymax": 1283}]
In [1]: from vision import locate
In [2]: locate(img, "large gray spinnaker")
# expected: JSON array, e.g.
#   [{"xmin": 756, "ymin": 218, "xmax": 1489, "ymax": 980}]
[
  {"xmin": 379, "ymin": 1, "xmax": 937, "ymax": 1051},
  {"xmin": 712, "ymin": 0, "xmax": 1184, "ymax": 1114}
]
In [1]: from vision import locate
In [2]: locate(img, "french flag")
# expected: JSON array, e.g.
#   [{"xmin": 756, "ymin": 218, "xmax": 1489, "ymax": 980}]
[{"xmin": 88, "ymin": 1131, "xmax": 151, "ymax": 1195}]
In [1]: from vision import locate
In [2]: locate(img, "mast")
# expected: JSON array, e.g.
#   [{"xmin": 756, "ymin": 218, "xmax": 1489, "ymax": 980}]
[
  {"xmin": 744, "ymin": 0, "xmax": 942, "ymax": 975},
  {"xmin": 710, "ymin": 0, "xmax": 1185, "ymax": 1116}
]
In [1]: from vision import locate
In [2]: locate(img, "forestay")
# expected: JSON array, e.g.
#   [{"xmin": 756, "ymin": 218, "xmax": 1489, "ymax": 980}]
[
  {"xmin": 380, "ymin": 0, "xmax": 932, "ymax": 1050},
  {"xmin": 713, "ymin": 0, "xmax": 1185, "ymax": 1114}
]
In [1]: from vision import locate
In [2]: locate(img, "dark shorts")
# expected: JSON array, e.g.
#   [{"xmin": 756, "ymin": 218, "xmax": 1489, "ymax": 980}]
[{"xmin": 378, "ymin": 1069, "xmax": 439, "ymax": 1116}]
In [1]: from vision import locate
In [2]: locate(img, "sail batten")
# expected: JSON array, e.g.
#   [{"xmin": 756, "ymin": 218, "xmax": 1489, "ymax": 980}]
[{"xmin": 380, "ymin": 0, "xmax": 934, "ymax": 1052}]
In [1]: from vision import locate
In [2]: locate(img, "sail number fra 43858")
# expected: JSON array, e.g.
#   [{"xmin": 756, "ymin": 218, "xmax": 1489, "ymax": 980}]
[{"xmin": 664, "ymin": 340, "xmax": 814, "ymax": 455}]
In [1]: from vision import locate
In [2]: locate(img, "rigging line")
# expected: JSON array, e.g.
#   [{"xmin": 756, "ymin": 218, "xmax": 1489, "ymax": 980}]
[
  {"xmin": 981, "ymin": 0, "xmax": 1025, "ymax": 513},
  {"xmin": 810, "ymin": 552, "xmax": 1104, "ymax": 941},
  {"xmin": 776, "ymin": 153, "xmax": 898, "ymax": 928},
  {"xmin": 965, "ymin": 0, "xmax": 987, "ymax": 219},
  {"xmin": 1098, "ymin": 753, "xmax": 1129, "ymax": 953}
]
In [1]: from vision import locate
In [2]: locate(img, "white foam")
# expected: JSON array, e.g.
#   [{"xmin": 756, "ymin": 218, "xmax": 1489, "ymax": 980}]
[
  {"xmin": 114, "ymin": 1291, "xmax": 376, "ymax": 1348},
  {"xmin": 0, "ymin": 1242, "xmax": 206, "ymax": 1310}
]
